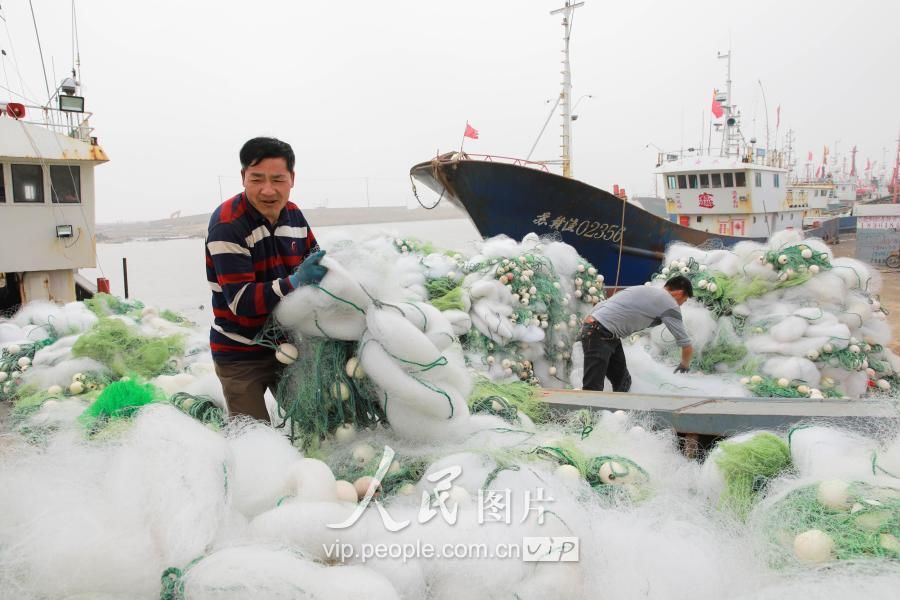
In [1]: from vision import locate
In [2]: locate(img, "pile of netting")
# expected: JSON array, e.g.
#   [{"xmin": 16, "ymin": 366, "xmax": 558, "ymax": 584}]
[
  {"xmin": 3, "ymin": 229, "xmax": 900, "ymax": 599},
  {"xmin": 4, "ymin": 365, "xmax": 900, "ymax": 599},
  {"xmin": 641, "ymin": 229, "xmax": 899, "ymax": 399},
  {"xmin": 696, "ymin": 424, "xmax": 900, "ymax": 571}
]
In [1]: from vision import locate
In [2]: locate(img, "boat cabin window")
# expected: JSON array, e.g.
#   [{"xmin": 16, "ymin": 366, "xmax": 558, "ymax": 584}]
[
  {"xmin": 50, "ymin": 165, "xmax": 81, "ymax": 204},
  {"xmin": 735, "ymin": 172, "xmax": 746, "ymax": 187},
  {"xmin": 753, "ymin": 216, "xmax": 757, "ymax": 223},
  {"xmin": 677, "ymin": 175, "xmax": 687, "ymax": 189},
  {"xmin": 754, "ymin": 172, "xmax": 762, "ymax": 187},
  {"xmin": 773, "ymin": 173, "xmax": 780, "ymax": 188},
  {"xmin": 11, "ymin": 164, "xmax": 44, "ymax": 204},
  {"xmin": 0, "ymin": 165, "xmax": 6, "ymax": 203},
  {"xmin": 667, "ymin": 175, "xmax": 677, "ymax": 189},
  {"xmin": 711, "ymin": 173, "xmax": 722, "ymax": 188},
  {"xmin": 699, "ymin": 174, "xmax": 709, "ymax": 188},
  {"xmin": 723, "ymin": 172, "xmax": 734, "ymax": 187},
  {"xmin": 696, "ymin": 216, "xmax": 702, "ymax": 223},
  {"xmin": 688, "ymin": 174, "xmax": 699, "ymax": 189}
]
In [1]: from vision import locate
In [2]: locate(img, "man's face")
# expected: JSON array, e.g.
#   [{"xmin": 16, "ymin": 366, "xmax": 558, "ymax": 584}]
[
  {"xmin": 668, "ymin": 289, "xmax": 688, "ymax": 305},
  {"xmin": 242, "ymin": 157, "xmax": 295, "ymax": 224}
]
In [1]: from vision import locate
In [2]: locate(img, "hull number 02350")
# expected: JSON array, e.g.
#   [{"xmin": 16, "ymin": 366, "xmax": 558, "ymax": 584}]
[{"xmin": 531, "ymin": 212, "xmax": 625, "ymax": 243}]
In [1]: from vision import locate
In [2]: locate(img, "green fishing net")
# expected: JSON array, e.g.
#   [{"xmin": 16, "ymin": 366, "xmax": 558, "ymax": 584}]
[
  {"xmin": 817, "ymin": 342, "xmax": 881, "ymax": 372},
  {"xmin": 160, "ymin": 309, "xmax": 188, "ymax": 324},
  {"xmin": 695, "ymin": 340, "xmax": 747, "ymax": 373},
  {"xmin": 71, "ymin": 318, "xmax": 185, "ymax": 378},
  {"xmin": 532, "ymin": 442, "xmax": 649, "ymax": 496},
  {"xmin": 0, "ymin": 331, "xmax": 57, "ymax": 373},
  {"xmin": 169, "ymin": 392, "xmax": 225, "ymax": 428},
  {"xmin": 393, "ymin": 237, "xmax": 438, "ymax": 256},
  {"xmin": 426, "ymin": 276, "xmax": 460, "ymax": 300},
  {"xmin": 0, "ymin": 332, "xmax": 59, "ymax": 401},
  {"xmin": 744, "ymin": 375, "xmax": 842, "ymax": 399},
  {"xmin": 759, "ymin": 481, "xmax": 900, "ymax": 563},
  {"xmin": 83, "ymin": 293, "xmax": 145, "ymax": 318},
  {"xmin": 764, "ymin": 244, "xmax": 832, "ymax": 274},
  {"xmin": 428, "ymin": 283, "xmax": 466, "ymax": 312},
  {"xmin": 274, "ymin": 338, "xmax": 386, "ymax": 448},
  {"xmin": 79, "ymin": 378, "xmax": 165, "ymax": 428},
  {"xmin": 692, "ymin": 319, "xmax": 747, "ymax": 373},
  {"xmin": 713, "ymin": 432, "xmax": 792, "ymax": 518},
  {"xmin": 326, "ymin": 451, "xmax": 428, "ymax": 498},
  {"xmin": 469, "ymin": 376, "xmax": 547, "ymax": 423}
]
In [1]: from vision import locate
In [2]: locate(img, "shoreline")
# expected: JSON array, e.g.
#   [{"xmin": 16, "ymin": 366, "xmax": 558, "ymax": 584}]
[{"xmin": 96, "ymin": 205, "xmax": 467, "ymax": 244}]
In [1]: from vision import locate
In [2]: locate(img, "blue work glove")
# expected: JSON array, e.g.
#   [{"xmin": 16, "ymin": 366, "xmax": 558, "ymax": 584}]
[{"xmin": 289, "ymin": 250, "xmax": 328, "ymax": 287}]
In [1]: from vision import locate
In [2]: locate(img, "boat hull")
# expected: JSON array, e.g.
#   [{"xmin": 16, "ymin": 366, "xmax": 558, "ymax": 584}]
[{"xmin": 410, "ymin": 155, "xmax": 838, "ymax": 286}]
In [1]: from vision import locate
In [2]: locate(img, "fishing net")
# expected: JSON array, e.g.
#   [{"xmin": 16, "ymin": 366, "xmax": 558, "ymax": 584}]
[
  {"xmin": 83, "ymin": 293, "xmax": 145, "ymax": 318},
  {"xmin": 169, "ymin": 392, "xmax": 225, "ymax": 428},
  {"xmin": 713, "ymin": 432, "xmax": 792, "ymax": 518},
  {"xmin": 428, "ymin": 281, "xmax": 467, "ymax": 312},
  {"xmin": 758, "ymin": 481, "xmax": 900, "ymax": 563},
  {"xmin": 741, "ymin": 375, "xmax": 841, "ymax": 399},
  {"xmin": 642, "ymin": 232, "xmax": 896, "ymax": 399},
  {"xmin": 273, "ymin": 338, "xmax": 386, "ymax": 448},
  {"xmin": 763, "ymin": 243, "xmax": 833, "ymax": 275},
  {"xmin": 393, "ymin": 236, "xmax": 439, "ymax": 256},
  {"xmin": 0, "ymin": 330, "xmax": 59, "ymax": 401},
  {"xmin": 72, "ymin": 318, "xmax": 185, "ymax": 378},
  {"xmin": 160, "ymin": 309, "xmax": 189, "ymax": 324},
  {"xmin": 468, "ymin": 376, "xmax": 547, "ymax": 423},
  {"xmin": 325, "ymin": 449, "xmax": 429, "ymax": 498},
  {"xmin": 79, "ymin": 379, "xmax": 166, "ymax": 429},
  {"xmin": 532, "ymin": 442, "xmax": 649, "ymax": 496},
  {"xmin": 695, "ymin": 338, "xmax": 747, "ymax": 373}
]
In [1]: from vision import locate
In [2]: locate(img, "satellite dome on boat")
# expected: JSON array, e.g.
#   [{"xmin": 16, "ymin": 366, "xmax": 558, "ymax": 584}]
[{"xmin": 60, "ymin": 77, "xmax": 79, "ymax": 96}]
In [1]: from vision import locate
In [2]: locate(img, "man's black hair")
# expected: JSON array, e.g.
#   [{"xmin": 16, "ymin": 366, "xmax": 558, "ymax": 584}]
[
  {"xmin": 239, "ymin": 137, "xmax": 295, "ymax": 172},
  {"xmin": 664, "ymin": 275, "xmax": 693, "ymax": 298}
]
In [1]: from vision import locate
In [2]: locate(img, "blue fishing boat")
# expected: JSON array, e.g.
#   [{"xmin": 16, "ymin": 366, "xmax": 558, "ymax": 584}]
[{"xmin": 409, "ymin": 3, "xmax": 837, "ymax": 286}]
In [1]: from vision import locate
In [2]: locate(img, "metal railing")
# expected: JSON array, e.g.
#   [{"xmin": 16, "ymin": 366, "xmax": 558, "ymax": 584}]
[
  {"xmin": 455, "ymin": 153, "xmax": 551, "ymax": 173},
  {"xmin": 4, "ymin": 103, "xmax": 95, "ymax": 143}
]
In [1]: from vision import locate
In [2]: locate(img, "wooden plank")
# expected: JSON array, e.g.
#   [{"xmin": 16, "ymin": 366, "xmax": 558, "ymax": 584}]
[{"xmin": 539, "ymin": 388, "xmax": 898, "ymax": 437}]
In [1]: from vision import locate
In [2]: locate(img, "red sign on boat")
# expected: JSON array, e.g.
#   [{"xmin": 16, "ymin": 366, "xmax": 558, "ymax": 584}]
[{"xmin": 698, "ymin": 192, "xmax": 715, "ymax": 209}]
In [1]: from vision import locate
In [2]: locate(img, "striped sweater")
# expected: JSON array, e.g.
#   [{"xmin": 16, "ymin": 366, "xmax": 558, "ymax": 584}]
[{"xmin": 205, "ymin": 193, "xmax": 318, "ymax": 361}]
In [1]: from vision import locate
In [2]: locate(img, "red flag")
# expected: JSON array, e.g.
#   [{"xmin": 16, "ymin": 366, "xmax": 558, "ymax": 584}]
[
  {"xmin": 710, "ymin": 90, "xmax": 724, "ymax": 119},
  {"xmin": 807, "ymin": 151, "xmax": 813, "ymax": 161},
  {"xmin": 776, "ymin": 105, "xmax": 781, "ymax": 128},
  {"xmin": 463, "ymin": 123, "xmax": 479, "ymax": 139}
]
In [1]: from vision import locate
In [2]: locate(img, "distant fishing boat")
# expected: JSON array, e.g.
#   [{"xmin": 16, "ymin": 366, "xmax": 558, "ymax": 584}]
[{"xmin": 409, "ymin": 2, "xmax": 838, "ymax": 286}]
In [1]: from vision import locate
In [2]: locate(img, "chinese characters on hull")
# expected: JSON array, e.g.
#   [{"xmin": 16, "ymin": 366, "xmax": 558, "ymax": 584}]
[{"xmin": 532, "ymin": 212, "xmax": 626, "ymax": 243}]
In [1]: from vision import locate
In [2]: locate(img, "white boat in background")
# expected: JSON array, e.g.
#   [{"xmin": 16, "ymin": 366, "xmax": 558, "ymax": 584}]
[
  {"xmin": 654, "ymin": 53, "xmax": 808, "ymax": 238},
  {"xmin": 0, "ymin": 82, "xmax": 108, "ymax": 311}
]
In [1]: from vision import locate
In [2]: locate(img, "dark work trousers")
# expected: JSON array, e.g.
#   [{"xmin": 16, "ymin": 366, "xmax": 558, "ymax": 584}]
[
  {"xmin": 214, "ymin": 354, "xmax": 285, "ymax": 422},
  {"xmin": 580, "ymin": 322, "xmax": 632, "ymax": 392}
]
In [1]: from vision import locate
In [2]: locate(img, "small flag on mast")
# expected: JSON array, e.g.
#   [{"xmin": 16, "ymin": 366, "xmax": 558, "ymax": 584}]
[
  {"xmin": 776, "ymin": 105, "xmax": 781, "ymax": 128},
  {"xmin": 463, "ymin": 122, "xmax": 479, "ymax": 139},
  {"xmin": 711, "ymin": 90, "xmax": 724, "ymax": 119}
]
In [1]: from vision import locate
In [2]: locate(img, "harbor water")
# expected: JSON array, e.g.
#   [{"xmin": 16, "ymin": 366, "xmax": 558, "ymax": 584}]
[{"xmin": 82, "ymin": 218, "xmax": 482, "ymax": 325}]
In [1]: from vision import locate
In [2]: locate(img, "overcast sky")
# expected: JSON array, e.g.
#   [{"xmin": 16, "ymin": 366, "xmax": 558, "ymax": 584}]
[{"xmin": 2, "ymin": 0, "xmax": 898, "ymax": 223}]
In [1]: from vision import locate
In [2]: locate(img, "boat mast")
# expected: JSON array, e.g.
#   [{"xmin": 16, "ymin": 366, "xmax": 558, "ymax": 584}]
[
  {"xmin": 551, "ymin": 1, "xmax": 583, "ymax": 178},
  {"xmin": 717, "ymin": 50, "xmax": 735, "ymax": 158}
]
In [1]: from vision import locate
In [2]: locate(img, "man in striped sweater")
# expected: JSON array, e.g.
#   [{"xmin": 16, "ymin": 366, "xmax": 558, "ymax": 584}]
[{"xmin": 206, "ymin": 137, "xmax": 326, "ymax": 420}]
